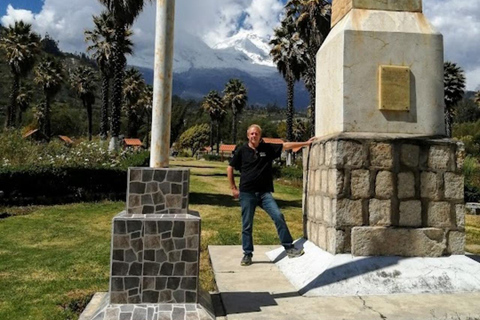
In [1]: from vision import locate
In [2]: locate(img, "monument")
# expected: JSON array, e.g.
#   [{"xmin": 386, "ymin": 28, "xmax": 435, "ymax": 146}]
[
  {"xmin": 304, "ymin": 0, "xmax": 465, "ymax": 257},
  {"xmin": 80, "ymin": 0, "xmax": 214, "ymax": 319},
  {"xmin": 263, "ymin": 0, "xmax": 480, "ymax": 300}
]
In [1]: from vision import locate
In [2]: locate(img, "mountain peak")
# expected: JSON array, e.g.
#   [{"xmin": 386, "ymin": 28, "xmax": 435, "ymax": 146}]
[{"xmin": 211, "ymin": 31, "xmax": 274, "ymax": 67}]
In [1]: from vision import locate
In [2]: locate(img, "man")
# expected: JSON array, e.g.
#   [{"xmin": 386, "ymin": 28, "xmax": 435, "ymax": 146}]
[{"xmin": 227, "ymin": 124, "xmax": 314, "ymax": 266}]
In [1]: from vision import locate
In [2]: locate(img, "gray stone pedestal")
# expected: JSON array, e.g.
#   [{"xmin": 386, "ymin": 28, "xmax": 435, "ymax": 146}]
[
  {"xmin": 80, "ymin": 168, "xmax": 215, "ymax": 320},
  {"xmin": 303, "ymin": 133, "xmax": 465, "ymax": 257}
]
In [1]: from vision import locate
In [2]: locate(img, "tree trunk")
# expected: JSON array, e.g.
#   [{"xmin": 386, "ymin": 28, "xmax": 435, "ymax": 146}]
[
  {"xmin": 109, "ymin": 136, "xmax": 119, "ymax": 152},
  {"xmin": 45, "ymin": 94, "xmax": 51, "ymax": 138},
  {"xmin": 86, "ymin": 100, "xmax": 93, "ymax": 141},
  {"xmin": 100, "ymin": 73, "xmax": 110, "ymax": 140},
  {"xmin": 127, "ymin": 108, "xmax": 134, "ymax": 138},
  {"xmin": 216, "ymin": 121, "xmax": 220, "ymax": 154},
  {"xmin": 286, "ymin": 77, "xmax": 294, "ymax": 142},
  {"xmin": 127, "ymin": 109, "xmax": 138, "ymax": 139},
  {"xmin": 232, "ymin": 112, "xmax": 237, "ymax": 145},
  {"xmin": 18, "ymin": 110, "xmax": 23, "ymax": 126},
  {"xmin": 309, "ymin": 84, "xmax": 315, "ymax": 137},
  {"xmin": 286, "ymin": 77, "xmax": 294, "ymax": 166},
  {"xmin": 109, "ymin": 25, "xmax": 126, "ymax": 151},
  {"xmin": 6, "ymin": 73, "xmax": 19, "ymax": 128},
  {"xmin": 445, "ymin": 109, "xmax": 453, "ymax": 138},
  {"xmin": 209, "ymin": 119, "xmax": 214, "ymax": 153}
]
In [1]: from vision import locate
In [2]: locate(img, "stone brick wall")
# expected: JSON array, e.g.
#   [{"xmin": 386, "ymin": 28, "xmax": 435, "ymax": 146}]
[
  {"xmin": 110, "ymin": 212, "xmax": 200, "ymax": 304},
  {"xmin": 303, "ymin": 134, "xmax": 465, "ymax": 257}
]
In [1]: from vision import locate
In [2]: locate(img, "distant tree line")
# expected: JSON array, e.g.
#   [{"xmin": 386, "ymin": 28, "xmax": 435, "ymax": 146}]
[{"xmin": 1, "ymin": 0, "xmax": 478, "ymax": 158}]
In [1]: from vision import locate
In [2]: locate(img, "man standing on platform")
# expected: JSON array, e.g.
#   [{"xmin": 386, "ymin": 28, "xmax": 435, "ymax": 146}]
[{"xmin": 227, "ymin": 124, "xmax": 314, "ymax": 266}]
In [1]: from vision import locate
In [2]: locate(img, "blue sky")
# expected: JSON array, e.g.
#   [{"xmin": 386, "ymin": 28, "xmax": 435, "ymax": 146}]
[
  {"xmin": 1, "ymin": 0, "xmax": 480, "ymax": 91},
  {"xmin": 1, "ymin": 0, "xmax": 43, "ymax": 14}
]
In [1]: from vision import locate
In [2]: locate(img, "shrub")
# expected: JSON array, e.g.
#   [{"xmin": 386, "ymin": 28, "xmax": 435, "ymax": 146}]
[
  {"xmin": 0, "ymin": 167, "xmax": 127, "ymax": 205},
  {"xmin": 464, "ymin": 156, "xmax": 480, "ymax": 202},
  {"xmin": 0, "ymin": 130, "xmax": 148, "ymax": 169},
  {"xmin": 204, "ymin": 154, "xmax": 223, "ymax": 162},
  {"xmin": 272, "ymin": 164, "xmax": 303, "ymax": 180},
  {"xmin": 0, "ymin": 130, "xmax": 149, "ymax": 205}
]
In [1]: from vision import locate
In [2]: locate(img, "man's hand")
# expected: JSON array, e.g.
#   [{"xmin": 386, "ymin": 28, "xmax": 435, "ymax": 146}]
[
  {"xmin": 227, "ymin": 165, "xmax": 239, "ymax": 199},
  {"xmin": 231, "ymin": 187, "xmax": 239, "ymax": 199}
]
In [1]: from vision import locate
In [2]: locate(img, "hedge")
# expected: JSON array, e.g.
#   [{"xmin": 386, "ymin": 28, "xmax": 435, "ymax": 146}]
[{"xmin": 0, "ymin": 167, "xmax": 129, "ymax": 206}]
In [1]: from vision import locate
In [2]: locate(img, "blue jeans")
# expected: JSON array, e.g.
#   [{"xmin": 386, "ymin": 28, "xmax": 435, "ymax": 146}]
[{"xmin": 239, "ymin": 192, "xmax": 294, "ymax": 255}]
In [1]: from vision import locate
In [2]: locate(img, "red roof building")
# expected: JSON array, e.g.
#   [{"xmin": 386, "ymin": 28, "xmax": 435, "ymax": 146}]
[
  {"xmin": 219, "ymin": 144, "xmax": 236, "ymax": 153},
  {"xmin": 123, "ymin": 138, "xmax": 143, "ymax": 149},
  {"xmin": 58, "ymin": 135, "xmax": 74, "ymax": 144},
  {"xmin": 263, "ymin": 137, "xmax": 284, "ymax": 144},
  {"xmin": 22, "ymin": 129, "xmax": 48, "ymax": 141}
]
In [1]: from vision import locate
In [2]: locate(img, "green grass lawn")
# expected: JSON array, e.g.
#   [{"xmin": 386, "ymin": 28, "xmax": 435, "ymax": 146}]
[
  {"xmin": 1, "ymin": 159, "xmax": 479, "ymax": 320},
  {"xmin": 0, "ymin": 159, "xmax": 304, "ymax": 320}
]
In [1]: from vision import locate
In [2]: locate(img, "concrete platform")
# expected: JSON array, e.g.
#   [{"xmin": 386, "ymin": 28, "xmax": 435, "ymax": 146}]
[
  {"xmin": 209, "ymin": 245, "xmax": 480, "ymax": 320},
  {"xmin": 266, "ymin": 239, "xmax": 480, "ymax": 296}
]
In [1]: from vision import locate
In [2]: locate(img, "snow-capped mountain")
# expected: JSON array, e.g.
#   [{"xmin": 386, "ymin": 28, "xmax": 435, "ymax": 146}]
[
  {"xmin": 173, "ymin": 31, "xmax": 275, "ymax": 76},
  {"xmin": 211, "ymin": 30, "xmax": 275, "ymax": 68},
  {"xmin": 138, "ymin": 31, "xmax": 309, "ymax": 108}
]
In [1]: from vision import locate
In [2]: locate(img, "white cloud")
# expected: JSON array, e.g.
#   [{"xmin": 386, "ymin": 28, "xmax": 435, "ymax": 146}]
[
  {"xmin": 424, "ymin": 0, "xmax": 480, "ymax": 90},
  {"xmin": 243, "ymin": 0, "xmax": 284, "ymax": 38},
  {"xmin": 1, "ymin": 0, "xmax": 479, "ymax": 90},
  {"xmin": 1, "ymin": 0, "xmax": 103, "ymax": 54},
  {"xmin": 1, "ymin": 5, "xmax": 35, "ymax": 26}
]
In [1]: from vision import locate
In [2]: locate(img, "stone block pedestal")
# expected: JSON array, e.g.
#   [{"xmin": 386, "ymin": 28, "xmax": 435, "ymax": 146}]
[
  {"xmin": 110, "ymin": 212, "xmax": 200, "ymax": 304},
  {"xmin": 304, "ymin": 133, "xmax": 465, "ymax": 257},
  {"xmin": 80, "ymin": 168, "xmax": 215, "ymax": 320}
]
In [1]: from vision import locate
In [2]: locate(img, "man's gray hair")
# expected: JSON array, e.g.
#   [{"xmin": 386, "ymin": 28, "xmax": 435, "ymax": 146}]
[{"xmin": 247, "ymin": 124, "xmax": 262, "ymax": 134}]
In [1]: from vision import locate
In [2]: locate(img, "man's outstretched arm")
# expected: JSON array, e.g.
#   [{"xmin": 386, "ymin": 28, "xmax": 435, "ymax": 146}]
[
  {"xmin": 282, "ymin": 137, "xmax": 315, "ymax": 151},
  {"xmin": 227, "ymin": 165, "xmax": 239, "ymax": 199}
]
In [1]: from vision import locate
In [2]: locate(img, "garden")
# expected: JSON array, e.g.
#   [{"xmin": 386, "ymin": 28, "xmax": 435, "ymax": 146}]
[
  {"xmin": 0, "ymin": 155, "xmax": 306, "ymax": 320},
  {"xmin": 0, "ymin": 134, "xmax": 480, "ymax": 319}
]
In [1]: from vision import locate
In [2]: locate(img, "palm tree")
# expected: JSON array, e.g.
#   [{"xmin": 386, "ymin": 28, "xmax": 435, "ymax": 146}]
[
  {"xmin": 444, "ymin": 61, "xmax": 466, "ymax": 137},
  {"xmin": 34, "ymin": 56, "xmax": 64, "ymax": 138},
  {"xmin": 292, "ymin": 118, "xmax": 307, "ymax": 142},
  {"xmin": 97, "ymin": 0, "xmax": 153, "ymax": 150},
  {"xmin": 294, "ymin": 0, "xmax": 331, "ymax": 136},
  {"xmin": 202, "ymin": 90, "xmax": 226, "ymax": 154},
  {"xmin": 85, "ymin": 11, "xmax": 133, "ymax": 141},
  {"xmin": 475, "ymin": 91, "xmax": 480, "ymax": 107},
  {"xmin": 270, "ymin": 12, "xmax": 309, "ymax": 165},
  {"xmin": 70, "ymin": 66, "xmax": 97, "ymax": 141},
  {"xmin": 137, "ymin": 84, "xmax": 153, "ymax": 147},
  {"xmin": 0, "ymin": 21, "xmax": 40, "ymax": 128},
  {"xmin": 16, "ymin": 84, "xmax": 33, "ymax": 126},
  {"xmin": 223, "ymin": 79, "xmax": 248, "ymax": 144},
  {"xmin": 123, "ymin": 68, "xmax": 146, "ymax": 138}
]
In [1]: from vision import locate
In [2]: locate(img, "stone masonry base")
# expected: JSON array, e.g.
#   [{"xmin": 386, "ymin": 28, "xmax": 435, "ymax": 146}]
[
  {"xmin": 110, "ymin": 212, "xmax": 201, "ymax": 304},
  {"xmin": 303, "ymin": 133, "xmax": 465, "ymax": 257},
  {"xmin": 80, "ymin": 292, "xmax": 214, "ymax": 320},
  {"xmin": 81, "ymin": 168, "xmax": 214, "ymax": 319}
]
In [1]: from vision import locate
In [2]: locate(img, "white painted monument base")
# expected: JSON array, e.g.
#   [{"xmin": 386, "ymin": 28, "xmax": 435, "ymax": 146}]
[
  {"xmin": 266, "ymin": 240, "xmax": 480, "ymax": 297},
  {"xmin": 315, "ymin": 8, "xmax": 445, "ymax": 137}
]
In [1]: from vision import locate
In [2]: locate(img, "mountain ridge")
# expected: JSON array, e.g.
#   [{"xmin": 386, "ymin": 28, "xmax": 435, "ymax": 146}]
[{"xmin": 135, "ymin": 31, "xmax": 310, "ymax": 109}]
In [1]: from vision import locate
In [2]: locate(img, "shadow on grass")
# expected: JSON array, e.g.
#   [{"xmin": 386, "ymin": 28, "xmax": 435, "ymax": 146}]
[
  {"xmin": 193, "ymin": 173, "xmax": 229, "ymax": 177},
  {"xmin": 189, "ymin": 192, "xmax": 302, "ymax": 208},
  {"xmin": 173, "ymin": 164, "xmax": 222, "ymax": 169},
  {"xmin": 190, "ymin": 192, "xmax": 239, "ymax": 207},
  {"xmin": 0, "ymin": 212, "xmax": 12, "ymax": 219}
]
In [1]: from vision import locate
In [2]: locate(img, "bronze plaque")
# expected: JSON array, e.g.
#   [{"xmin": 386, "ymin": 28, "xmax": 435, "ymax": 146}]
[{"xmin": 379, "ymin": 65, "xmax": 411, "ymax": 112}]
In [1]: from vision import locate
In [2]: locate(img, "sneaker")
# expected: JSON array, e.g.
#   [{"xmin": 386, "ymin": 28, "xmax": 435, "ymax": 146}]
[
  {"xmin": 286, "ymin": 247, "xmax": 304, "ymax": 258},
  {"xmin": 241, "ymin": 254, "xmax": 252, "ymax": 266}
]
